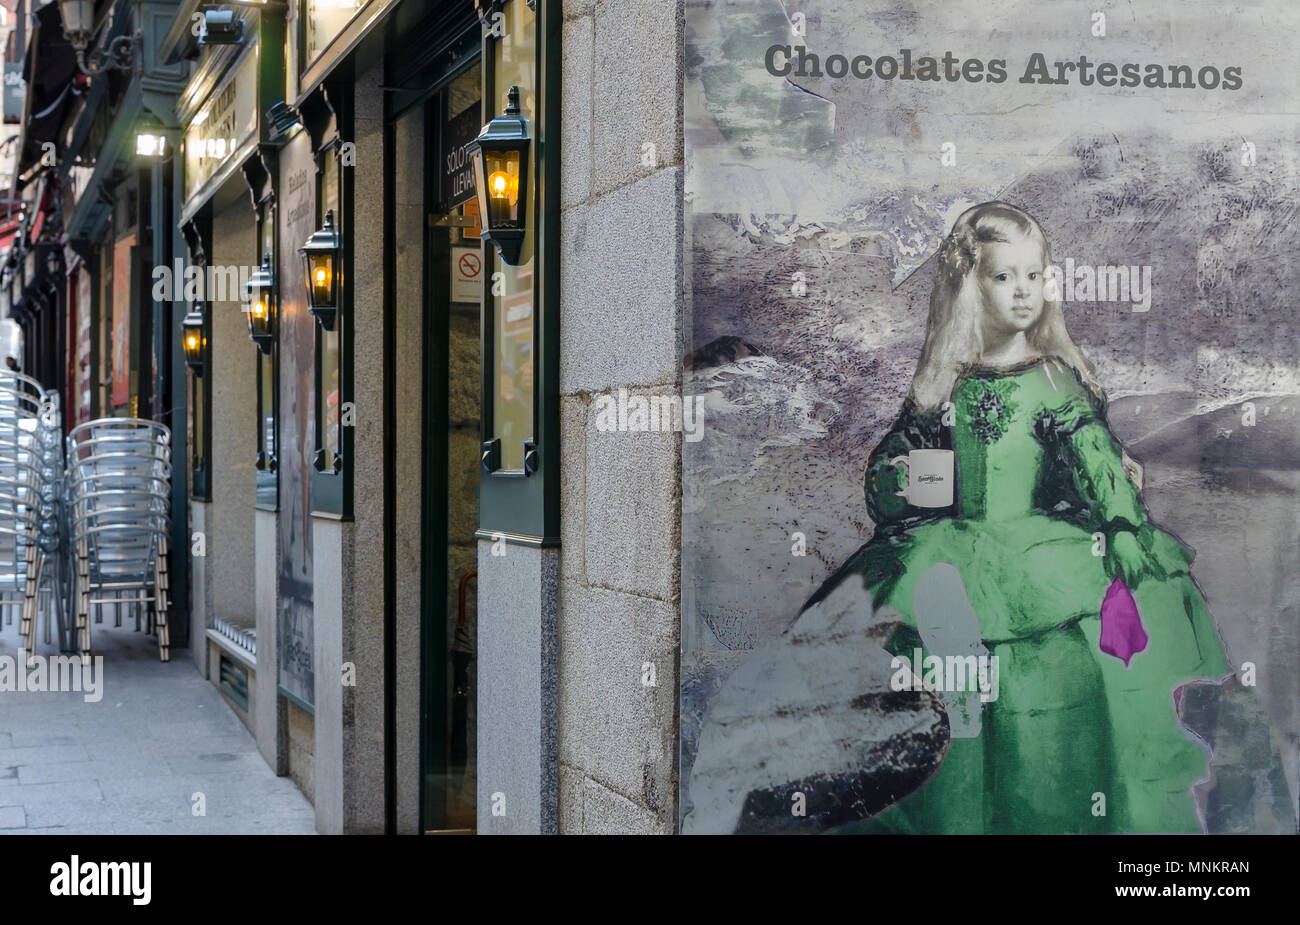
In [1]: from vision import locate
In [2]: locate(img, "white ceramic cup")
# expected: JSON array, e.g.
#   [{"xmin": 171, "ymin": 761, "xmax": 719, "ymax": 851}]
[{"xmin": 891, "ymin": 449, "xmax": 955, "ymax": 508}]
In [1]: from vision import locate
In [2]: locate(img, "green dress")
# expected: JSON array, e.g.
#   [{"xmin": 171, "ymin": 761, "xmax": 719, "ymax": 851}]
[{"xmin": 812, "ymin": 355, "xmax": 1230, "ymax": 834}]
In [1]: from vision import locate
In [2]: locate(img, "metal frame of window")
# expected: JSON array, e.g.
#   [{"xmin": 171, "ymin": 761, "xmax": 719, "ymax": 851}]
[
  {"xmin": 254, "ymin": 196, "xmax": 280, "ymax": 511},
  {"xmin": 474, "ymin": 0, "xmax": 559, "ymax": 546},
  {"xmin": 377, "ymin": 0, "xmax": 483, "ymax": 837},
  {"xmin": 182, "ymin": 215, "xmax": 215, "ymax": 501},
  {"xmin": 295, "ymin": 0, "xmax": 403, "ymax": 108},
  {"xmin": 305, "ymin": 85, "xmax": 353, "ymax": 519}
]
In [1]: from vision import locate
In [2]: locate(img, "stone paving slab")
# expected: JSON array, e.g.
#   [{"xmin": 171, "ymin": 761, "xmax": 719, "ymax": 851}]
[{"xmin": 0, "ymin": 623, "xmax": 316, "ymax": 834}]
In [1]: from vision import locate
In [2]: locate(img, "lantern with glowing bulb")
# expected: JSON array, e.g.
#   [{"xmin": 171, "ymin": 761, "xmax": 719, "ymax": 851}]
[
  {"xmin": 244, "ymin": 252, "xmax": 276, "ymax": 353},
  {"xmin": 467, "ymin": 85, "xmax": 531, "ymax": 266},
  {"xmin": 181, "ymin": 306, "xmax": 206, "ymax": 374},
  {"xmin": 300, "ymin": 210, "xmax": 340, "ymax": 329}
]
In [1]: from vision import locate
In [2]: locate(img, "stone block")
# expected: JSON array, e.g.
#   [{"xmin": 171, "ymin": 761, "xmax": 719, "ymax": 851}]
[
  {"xmin": 559, "ymin": 394, "xmax": 588, "ymax": 583},
  {"xmin": 581, "ymin": 776, "xmax": 661, "ymax": 834},
  {"xmin": 476, "ymin": 543, "xmax": 559, "ymax": 834},
  {"xmin": 559, "ymin": 168, "xmax": 683, "ymax": 394},
  {"xmin": 0, "ymin": 779, "xmax": 103, "ymax": 807},
  {"xmin": 563, "ymin": 0, "xmax": 594, "ymax": 19},
  {"xmin": 561, "ymin": 14, "xmax": 594, "ymax": 209},
  {"xmin": 557, "ymin": 582, "xmax": 677, "ymax": 823},
  {"xmin": 593, "ymin": 0, "xmax": 683, "ymax": 195},
  {"xmin": 583, "ymin": 389, "xmax": 680, "ymax": 599},
  {"xmin": 558, "ymin": 761, "xmax": 584, "ymax": 833}
]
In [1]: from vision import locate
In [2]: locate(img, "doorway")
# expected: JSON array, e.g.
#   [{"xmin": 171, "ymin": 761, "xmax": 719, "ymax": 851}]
[{"xmin": 420, "ymin": 62, "xmax": 483, "ymax": 834}]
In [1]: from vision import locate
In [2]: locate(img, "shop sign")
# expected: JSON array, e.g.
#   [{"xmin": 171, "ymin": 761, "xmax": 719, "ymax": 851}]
[
  {"xmin": 442, "ymin": 103, "xmax": 479, "ymax": 210},
  {"xmin": 183, "ymin": 50, "xmax": 260, "ymax": 202}
]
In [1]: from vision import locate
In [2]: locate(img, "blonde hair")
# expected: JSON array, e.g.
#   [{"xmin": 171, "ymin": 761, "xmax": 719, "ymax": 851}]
[{"xmin": 908, "ymin": 201, "xmax": 1104, "ymax": 412}]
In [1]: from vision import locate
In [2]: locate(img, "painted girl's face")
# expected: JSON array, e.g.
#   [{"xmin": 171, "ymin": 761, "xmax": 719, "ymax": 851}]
[{"xmin": 976, "ymin": 235, "xmax": 1045, "ymax": 336}]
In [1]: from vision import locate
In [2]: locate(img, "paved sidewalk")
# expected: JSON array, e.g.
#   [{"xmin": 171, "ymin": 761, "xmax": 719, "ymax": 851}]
[{"xmin": 0, "ymin": 620, "xmax": 316, "ymax": 834}]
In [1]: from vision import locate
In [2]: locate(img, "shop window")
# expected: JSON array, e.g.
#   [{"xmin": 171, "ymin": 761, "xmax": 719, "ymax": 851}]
[
  {"xmin": 486, "ymin": 0, "xmax": 536, "ymax": 473},
  {"xmin": 303, "ymin": 0, "xmax": 364, "ymax": 69},
  {"xmin": 474, "ymin": 0, "xmax": 558, "ymax": 544},
  {"xmin": 311, "ymin": 139, "xmax": 350, "ymax": 516}
]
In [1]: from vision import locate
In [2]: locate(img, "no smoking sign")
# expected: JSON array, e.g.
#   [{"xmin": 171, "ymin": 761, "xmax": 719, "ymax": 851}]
[{"xmin": 451, "ymin": 246, "xmax": 483, "ymax": 303}]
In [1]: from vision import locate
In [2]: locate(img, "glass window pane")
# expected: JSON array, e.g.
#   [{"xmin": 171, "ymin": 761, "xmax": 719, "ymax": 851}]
[
  {"xmin": 260, "ymin": 206, "xmax": 275, "ymax": 262},
  {"xmin": 321, "ymin": 327, "xmax": 340, "ymax": 468},
  {"xmin": 322, "ymin": 152, "xmax": 339, "ymax": 219},
  {"xmin": 193, "ymin": 374, "xmax": 205, "ymax": 462},
  {"xmin": 304, "ymin": 0, "xmax": 363, "ymax": 67},
  {"xmin": 490, "ymin": 1, "xmax": 536, "ymax": 471},
  {"xmin": 494, "ymin": 264, "xmax": 532, "ymax": 470},
  {"xmin": 260, "ymin": 351, "xmax": 275, "ymax": 456}
]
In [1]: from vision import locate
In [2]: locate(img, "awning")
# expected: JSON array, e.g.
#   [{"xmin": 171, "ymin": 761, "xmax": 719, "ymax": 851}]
[{"xmin": 16, "ymin": 1, "xmax": 84, "ymax": 176}]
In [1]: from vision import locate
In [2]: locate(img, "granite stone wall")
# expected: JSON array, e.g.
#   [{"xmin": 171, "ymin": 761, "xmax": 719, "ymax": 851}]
[{"xmin": 555, "ymin": 0, "xmax": 686, "ymax": 834}]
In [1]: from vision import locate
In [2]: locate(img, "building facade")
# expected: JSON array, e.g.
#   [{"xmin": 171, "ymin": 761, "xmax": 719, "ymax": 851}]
[{"xmin": 7, "ymin": 0, "xmax": 687, "ymax": 835}]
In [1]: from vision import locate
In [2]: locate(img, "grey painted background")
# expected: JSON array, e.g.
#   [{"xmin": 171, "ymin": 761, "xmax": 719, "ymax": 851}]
[{"xmin": 681, "ymin": 0, "xmax": 1299, "ymax": 832}]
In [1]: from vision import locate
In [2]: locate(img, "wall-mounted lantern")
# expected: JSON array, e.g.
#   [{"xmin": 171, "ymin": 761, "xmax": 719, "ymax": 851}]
[
  {"xmin": 181, "ymin": 306, "xmax": 206, "ymax": 374},
  {"xmin": 198, "ymin": 8, "xmax": 244, "ymax": 46},
  {"xmin": 57, "ymin": 0, "xmax": 139, "ymax": 76},
  {"xmin": 244, "ymin": 252, "xmax": 276, "ymax": 353},
  {"xmin": 134, "ymin": 116, "xmax": 170, "ymax": 160},
  {"xmin": 300, "ymin": 209, "xmax": 340, "ymax": 329},
  {"xmin": 467, "ymin": 84, "xmax": 530, "ymax": 266}
]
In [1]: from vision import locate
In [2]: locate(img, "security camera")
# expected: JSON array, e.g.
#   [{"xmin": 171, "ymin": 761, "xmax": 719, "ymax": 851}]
[{"xmin": 198, "ymin": 9, "xmax": 245, "ymax": 46}]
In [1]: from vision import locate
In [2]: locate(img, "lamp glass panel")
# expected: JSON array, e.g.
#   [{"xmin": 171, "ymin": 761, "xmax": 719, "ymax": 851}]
[
  {"xmin": 60, "ymin": 0, "xmax": 95, "ymax": 35},
  {"xmin": 307, "ymin": 254, "xmax": 334, "ymax": 308},
  {"xmin": 489, "ymin": 0, "xmax": 536, "ymax": 471},
  {"xmin": 135, "ymin": 133, "xmax": 166, "ymax": 158},
  {"xmin": 250, "ymin": 287, "xmax": 270, "ymax": 336},
  {"xmin": 483, "ymin": 149, "xmax": 521, "ymax": 228}
]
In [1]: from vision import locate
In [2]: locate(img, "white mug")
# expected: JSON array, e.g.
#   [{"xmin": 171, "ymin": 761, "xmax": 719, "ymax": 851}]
[{"xmin": 891, "ymin": 449, "xmax": 955, "ymax": 508}]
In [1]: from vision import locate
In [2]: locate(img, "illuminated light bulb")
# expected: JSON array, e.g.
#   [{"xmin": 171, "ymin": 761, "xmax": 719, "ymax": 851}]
[
  {"xmin": 253, "ymin": 301, "xmax": 266, "ymax": 317},
  {"xmin": 314, "ymin": 267, "xmax": 328, "ymax": 284},
  {"xmin": 187, "ymin": 336, "xmax": 197, "ymax": 348},
  {"xmin": 489, "ymin": 171, "xmax": 509, "ymax": 199}
]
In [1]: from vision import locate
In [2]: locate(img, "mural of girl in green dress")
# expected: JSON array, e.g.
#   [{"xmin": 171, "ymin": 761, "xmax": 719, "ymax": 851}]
[{"xmin": 804, "ymin": 201, "xmax": 1234, "ymax": 834}]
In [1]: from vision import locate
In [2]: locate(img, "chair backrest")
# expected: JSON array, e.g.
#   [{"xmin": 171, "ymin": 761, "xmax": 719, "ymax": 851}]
[{"xmin": 66, "ymin": 418, "xmax": 173, "ymax": 581}]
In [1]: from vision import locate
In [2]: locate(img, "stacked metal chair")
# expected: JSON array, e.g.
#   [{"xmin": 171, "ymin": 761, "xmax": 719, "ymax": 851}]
[
  {"xmin": 66, "ymin": 418, "xmax": 173, "ymax": 661},
  {"xmin": 0, "ymin": 371, "xmax": 67, "ymax": 661}
]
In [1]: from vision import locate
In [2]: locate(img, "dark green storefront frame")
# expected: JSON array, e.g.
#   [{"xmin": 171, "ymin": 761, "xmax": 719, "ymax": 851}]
[
  {"xmin": 473, "ymin": 0, "xmax": 561, "ymax": 548},
  {"xmin": 385, "ymin": 0, "xmax": 561, "ymax": 834}
]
